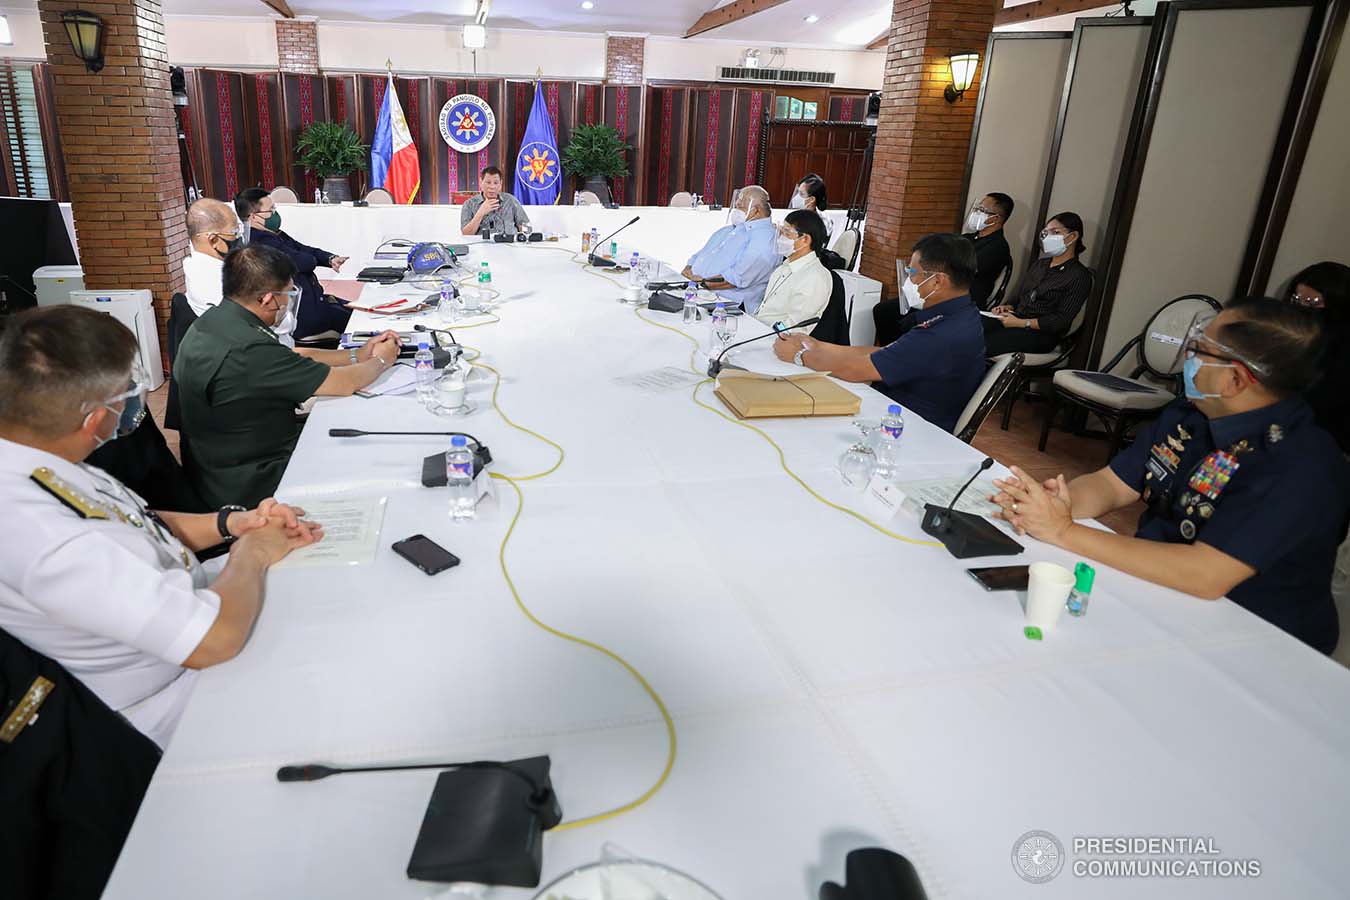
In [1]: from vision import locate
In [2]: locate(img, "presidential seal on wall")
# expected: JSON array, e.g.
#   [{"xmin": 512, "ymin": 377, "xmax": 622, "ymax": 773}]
[{"xmin": 439, "ymin": 94, "xmax": 496, "ymax": 154}]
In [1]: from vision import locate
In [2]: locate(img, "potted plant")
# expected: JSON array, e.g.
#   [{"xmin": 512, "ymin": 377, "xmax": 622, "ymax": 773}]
[
  {"xmin": 294, "ymin": 121, "xmax": 368, "ymax": 202},
  {"xmin": 560, "ymin": 123, "xmax": 631, "ymax": 205}
]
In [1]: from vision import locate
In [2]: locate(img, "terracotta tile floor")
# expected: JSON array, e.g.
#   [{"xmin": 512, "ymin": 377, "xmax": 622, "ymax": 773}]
[{"xmin": 147, "ymin": 383, "xmax": 1143, "ymax": 535}]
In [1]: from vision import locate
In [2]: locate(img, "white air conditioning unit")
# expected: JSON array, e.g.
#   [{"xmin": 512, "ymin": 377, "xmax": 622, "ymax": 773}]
[{"xmin": 718, "ymin": 66, "xmax": 836, "ymax": 86}]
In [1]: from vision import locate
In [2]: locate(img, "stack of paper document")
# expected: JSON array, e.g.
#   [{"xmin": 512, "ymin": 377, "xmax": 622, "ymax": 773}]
[{"xmin": 355, "ymin": 363, "xmax": 419, "ymax": 398}]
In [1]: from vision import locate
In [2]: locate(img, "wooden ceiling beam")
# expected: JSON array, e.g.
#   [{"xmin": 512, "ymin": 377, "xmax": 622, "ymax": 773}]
[
  {"xmin": 684, "ymin": 0, "xmax": 791, "ymax": 39},
  {"xmin": 259, "ymin": 0, "xmax": 296, "ymax": 18},
  {"xmin": 994, "ymin": 0, "xmax": 1116, "ymax": 27},
  {"xmin": 866, "ymin": 31, "xmax": 889, "ymax": 50}
]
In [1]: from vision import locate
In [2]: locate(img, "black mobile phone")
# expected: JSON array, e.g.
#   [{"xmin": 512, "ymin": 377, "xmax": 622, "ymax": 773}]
[
  {"xmin": 967, "ymin": 565, "xmax": 1030, "ymax": 592},
  {"xmin": 392, "ymin": 534, "xmax": 460, "ymax": 576}
]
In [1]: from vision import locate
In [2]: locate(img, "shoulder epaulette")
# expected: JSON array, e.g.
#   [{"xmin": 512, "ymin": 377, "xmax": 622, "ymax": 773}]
[{"xmin": 29, "ymin": 467, "xmax": 110, "ymax": 520}]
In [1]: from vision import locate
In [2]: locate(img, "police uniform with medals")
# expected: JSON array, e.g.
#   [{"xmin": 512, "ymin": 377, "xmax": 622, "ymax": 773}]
[
  {"xmin": 174, "ymin": 299, "xmax": 330, "ymax": 509},
  {"xmin": 1109, "ymin": 398, "xmax": 1350, "ymax": 653},
  {"xmin": 0, "ymin": 436, "xmax": 222, "ymax": 748}
]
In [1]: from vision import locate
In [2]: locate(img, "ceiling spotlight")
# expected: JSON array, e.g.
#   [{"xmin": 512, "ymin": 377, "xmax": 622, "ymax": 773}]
[
  {"xmin": 581, "ymin": 0, "xmax": 594, "ymax": 8},
  {"xmin": 803, "ymin": 14, "xmax": 819, "ymax": 23}
]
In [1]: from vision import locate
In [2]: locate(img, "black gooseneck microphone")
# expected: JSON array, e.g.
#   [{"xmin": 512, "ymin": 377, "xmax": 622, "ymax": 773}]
[
  {"xmin": 586, "ymin": 215, "xmax": 640, "ymax": 268},
  {"xmin": 329, "ymin": 428, "xmax": 481, "ymax": 442},
  {"xmin": 413, "ymin": 322, "xmax": 458, "ymax": 346},
  {"xmin": 707, "ymin": 316, "xmax": 821, "ymax": 377},
  {"xmin": 920, "ymin": 457, "xmax": 1024, "ymax": 559}
]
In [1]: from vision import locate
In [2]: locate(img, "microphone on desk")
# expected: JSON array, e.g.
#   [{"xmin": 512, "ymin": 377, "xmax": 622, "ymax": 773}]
[
  {"xmin": 587, "ymin": 216, "xmax": 640, "ymax": 268},
  {"xmin": 413, "ymin": 322, "xmax": 458, "ymax": 347},
  {"xmin": 706, "ymin": 316, "xmax": 820, "ymax": 377},
  {"xmin": 919, "ymin": 458, "xmax": 1024, "ymax": 559}
]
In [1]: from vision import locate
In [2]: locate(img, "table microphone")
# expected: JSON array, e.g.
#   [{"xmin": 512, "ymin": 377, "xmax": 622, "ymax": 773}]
[
  {"xmin": 587, "ymin": 216, "xmax": 640, "ymax": 268},
  {"xmin": 706, "ymin": 316, "xmax": 820, "ymax": 377},
  {"xmin": 413, "ymin": 322, "xmax": 458, "ymax": 346},
  {"xmin": 919, "ymin": 458, "xmax": 1024, "ymax": 559}
]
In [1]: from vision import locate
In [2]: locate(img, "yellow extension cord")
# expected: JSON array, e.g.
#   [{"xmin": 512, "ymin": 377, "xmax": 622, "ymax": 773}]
[
  {"xmin": 459, "ymin": 340, "xmax": 678, "ymax": 831},
  {"xmin": 632, "ymin": 307, "xmax": 942, "ymax": 548}
]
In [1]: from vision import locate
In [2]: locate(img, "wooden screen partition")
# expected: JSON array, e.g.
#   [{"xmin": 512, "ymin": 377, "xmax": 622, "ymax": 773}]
[
  {"xmin": 184, "ymin": 69, "xmax": 293, "ymax": 203},
  {"xmin": 1035, "ymin": 17, "xmax": 1154, "ymax": 367},
  {"xmin": 603, "ymin": 84, "xmax": 643, "ymax": 206},
  {"xmin": 277, "ymin": 72, "xmax": 330, "ymax": 202},
  {"xmin": 1091, "ymin": 1, "xmax": 1320, "ymax": 365},
  {"xmin": 961, "ymin": 33, "xmax": 1073, "ymax": 291},
  {"xmin": 644, "ymin": 85, "xmax": 691, "ymax": 206},
  {"xmin": 759, "ymin": 120, "xmax": 874, "ymax": 211},
  {"xmin": 1260, "ymin": 0, "xmax": 1349, "ymax": 294}
]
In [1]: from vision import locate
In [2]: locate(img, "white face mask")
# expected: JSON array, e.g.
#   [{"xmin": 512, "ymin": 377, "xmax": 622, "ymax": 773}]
[
  {"xmin": 1041, "ymin": 232, "xmax": 1069, "ymax": 257},
  {"xmin": 776, "ymin": 235, "xmax": 798, "ymax": 257},
  {"xmin": 966, "ymin": 210, "xmax": 990, "ymax": 233},
  {"xmin": 902, "ymin": 273, "xmax": 935, "ymax": 310},
  {"xmin": 728, "ymin": 207, "xmax": 748, "ymax": 226},
  {"xmin": 789, "ymin": 192, "xmax": 807, "ymax": 210}
]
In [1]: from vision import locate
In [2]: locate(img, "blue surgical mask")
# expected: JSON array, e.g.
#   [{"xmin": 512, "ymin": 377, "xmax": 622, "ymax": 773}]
[{"xmin": 1182, "ymin": 355, "xmax": 1234, "ymax": 400}]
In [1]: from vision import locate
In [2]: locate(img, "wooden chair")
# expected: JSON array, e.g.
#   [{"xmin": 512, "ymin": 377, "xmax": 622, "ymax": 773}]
[
  {"xmin": 364, "ymin": 188, "xmax": 394, "ymax": 205},
  {"xmin": 269, "ymin": 186, "xmax": 299, "ymax": 204},
  {"xmin": 576, "ymin": 190, "xmax": 602, "ymax": 206},
  {"xmin": 668, "ymin": 191, "xmax": 694, "ymax": 208}
]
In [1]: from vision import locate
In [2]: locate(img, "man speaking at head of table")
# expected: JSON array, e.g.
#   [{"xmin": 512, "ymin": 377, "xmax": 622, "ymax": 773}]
[
  {"xmin": 681, "ymin": 185, "xmax": 781, "ymax": 315},
  {"xmin": 461, "ymin": 166, "xmax": 531, "ymax": 237}
]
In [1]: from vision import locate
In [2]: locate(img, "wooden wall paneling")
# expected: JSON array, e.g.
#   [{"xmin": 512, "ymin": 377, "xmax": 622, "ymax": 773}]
[
  {"xmin": 728, "ymin": 88, "xmax": 770, "ymax": 199},
  {"xmin": 687, "ymin": 87, "xmax": 735, "ymax": 206},
  {"xmin": 241, "ymin": 71, "xmax": 286, "ymax": 193},
  {"xmin": 760, "ymin": 121, "xmax": 874, "ymax": 209},
  {"xmin": 324, "ymin": 74, "xmax": 360, "ymax": 198},
  {"xmin": 603, "ymin": 84, "xmax": 642, "ymax": 205},
  {"xmin": 430, "ymin": 78, "xmax": 463, "ymax": 204},
  {"xmin": 279, "ymin": 72, "xmax": 328, "ymax": 200},
  {"xmin": 193, "ymin": 69, "xmax": 253, "ymax": 201}
]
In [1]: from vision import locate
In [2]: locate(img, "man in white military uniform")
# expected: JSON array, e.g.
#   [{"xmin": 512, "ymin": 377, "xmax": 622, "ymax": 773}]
[{"xmin": 0, "ymin": 306, "xmax": 322, "ymax": 748}]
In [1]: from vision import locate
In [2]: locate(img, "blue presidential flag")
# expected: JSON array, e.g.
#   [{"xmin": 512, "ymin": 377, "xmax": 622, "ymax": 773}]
[{"xmin": 513, "ymin": 82, "xmax": 561, "ymax": 206}]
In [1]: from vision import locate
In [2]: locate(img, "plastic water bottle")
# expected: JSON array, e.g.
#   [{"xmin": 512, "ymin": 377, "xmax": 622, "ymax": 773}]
[
  {"xmin": 573, "ymin": 192, "xmax": 581, "ymax": 206},
  {"xmin": 413, "ymin": 341, "xmax": 436, "ymax": 406},
  {"xmin": 710, "ymin": 303, "xmax": 729, "ymax": 348},
  {"xmin": 682, "ymin": 281, "xmax": 699, "ymax": 324},
  {"xmin": 478, "ymin": 261, "xmax": 491, "ymax": 285},
  {"xmin": 439, "ymin": 277, "xmax": 456, "ymax": 318},
  {"xmin": 873, "ymin": 404, "xmax": 905, "ymax": 480},
  {"xmin": 628, "ymin": 252, "xmax": 641, "ymax": 286},
  {"xmin": 580, "ymin": 229, "xmax": 591, "ymax": 253},
  {"xmin": 1066, "ymin": 562, "xmax": 1096, "ymax": 617},
  {"xmin": 313, "ymin": 187, "xmax": 322, "ymax": 204},
  {"xmin": 590, "ymin": 227, "xmax": 599, "ymax": 253},
  {"xmin": 446, "ymin": 435, "xmax": 477, "ymax": 520}
]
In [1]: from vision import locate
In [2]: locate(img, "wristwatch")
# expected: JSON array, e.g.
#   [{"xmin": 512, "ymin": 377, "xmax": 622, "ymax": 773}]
[
  {"xmin": 216, "ymin": 505, "xmax": 246, "ymax": 543},
  {"xmin": 348, "ymin": 347, "xmax": 360, "ymax": 365},
  {"xmin": 793, "ymin": 346, "xmax": 809, "ymax": 367}
]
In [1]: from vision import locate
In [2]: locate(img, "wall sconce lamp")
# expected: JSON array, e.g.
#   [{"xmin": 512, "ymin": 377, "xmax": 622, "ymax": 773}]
[
  {"xmin": 944, "ymin": 52, "xmax": 979, "ymax": 102},
  {"xmin": 61, "ymin": 9, "xmax": 106, "ymax": 73}
]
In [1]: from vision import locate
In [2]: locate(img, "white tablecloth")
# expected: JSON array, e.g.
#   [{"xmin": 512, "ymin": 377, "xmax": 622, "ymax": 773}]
[
  {"xmin": 104, "ymin": 236, "xmax": 1350, "ymax": 900},
  {"xmin": 274, "ymin": 202, "xmax": 855, "ymax": 279}
]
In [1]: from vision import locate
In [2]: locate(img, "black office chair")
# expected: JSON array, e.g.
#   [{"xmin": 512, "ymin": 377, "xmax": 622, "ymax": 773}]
[
  {"xmin": 810, "ymin": 270, "xmax": 851, "ymax": 345},
  {"xmin": 163, "ymin": 292, "xmax": 198, "ymax": 432},
  {"xmin": 0, "ymin": 627, "xmax": 160, "ymax": 900},
  {"xmin": 1040, "ymin": 293, "xmax": 1220, "ymax": 462}
]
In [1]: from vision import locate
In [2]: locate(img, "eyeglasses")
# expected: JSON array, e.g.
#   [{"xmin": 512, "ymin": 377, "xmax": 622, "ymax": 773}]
[
  {"xmin": 1176, "ymin": 312, "xmax": 1270, "ymax": 380},
  {"xmin": 1289, "ymin": 291, "xmax": 1325, "ymax": 309},
  {"xmin": 81, "ymin": 361, "xmax": 150, "ymax": 436},
  {"xmin": 1040, "ymin": 228, "xmax": 1068, "ymax": 238},
  {"xmin": 972, "ymin": 206, "xmax": 996, "ymax": 217}
]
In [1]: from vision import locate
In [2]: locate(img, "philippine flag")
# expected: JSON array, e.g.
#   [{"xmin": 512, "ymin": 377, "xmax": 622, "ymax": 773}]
[{"xmin": 370, "ymin": 73, "xmax": 420, "ymax": 204}]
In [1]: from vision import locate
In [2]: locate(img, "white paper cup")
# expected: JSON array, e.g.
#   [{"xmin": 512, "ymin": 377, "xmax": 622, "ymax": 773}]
[
  {"xmin": 436, "ymin": 376, "xmax": 466, "ymax": 411},
  {"xmin": 623, "ymin": 285, "xmax": 644, "ymax": 304},
  {"xmin": 1026, "ymin": 562, "xmax": 1075, "ymax": 631}
]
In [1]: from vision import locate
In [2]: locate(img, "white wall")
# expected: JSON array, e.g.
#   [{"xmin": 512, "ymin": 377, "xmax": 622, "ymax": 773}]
[
  {"xmin": 165, "ymin": 16, "xmax": 278, "ymax": 69},
  {"xmin": 0, "ymin": 7, "xmax": 44, "ymax": 60},
  {"xmin": 318, "ymin": 21, "xmax": 606, "ymax": 78},
  {"xmin": 645, "ymin": 35, "xmax": 883, "ymax": 88}
]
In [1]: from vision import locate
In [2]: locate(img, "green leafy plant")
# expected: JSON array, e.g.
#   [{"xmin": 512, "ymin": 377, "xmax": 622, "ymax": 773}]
[
  {"xmin": 294, "ymin": 121, "xmax": 368, "ymax": 177},
  {"xmin": 560, "ymin": 123, "xmax": 631, "ymax": 179}
]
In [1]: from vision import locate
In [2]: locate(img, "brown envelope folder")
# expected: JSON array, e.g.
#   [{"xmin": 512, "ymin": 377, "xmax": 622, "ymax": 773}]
[{"xmin": 713, "ymin": 370, "xmax": 862, "ymax": 419}]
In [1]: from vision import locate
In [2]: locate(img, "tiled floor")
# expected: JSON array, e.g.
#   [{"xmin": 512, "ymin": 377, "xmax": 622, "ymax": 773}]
[{"xmin": 147, "ymin": 383, "xmax": 1143, "ymax": 535}]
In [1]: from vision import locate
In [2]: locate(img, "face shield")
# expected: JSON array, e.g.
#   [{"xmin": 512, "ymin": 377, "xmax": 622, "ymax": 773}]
[
  {"xmin": 83, "ymin": 361, "xmax": 150, "ymax": 442},
  {"xmin": 1172, "ymin": 311, "xmax": 1270, "ymax": 383}
]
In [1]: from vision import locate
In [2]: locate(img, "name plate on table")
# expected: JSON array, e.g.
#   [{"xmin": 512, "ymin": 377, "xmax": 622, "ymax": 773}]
[
  {"xmin": 860, "ymin": 475, "xmax": 907, "ymax": 522},
  {"xmin": 713, "ymin": 370, "xmax": 861, "ymax": 419}
]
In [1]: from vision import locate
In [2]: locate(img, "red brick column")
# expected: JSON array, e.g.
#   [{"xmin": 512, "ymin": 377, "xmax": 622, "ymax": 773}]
[
  {"xmin": 605, "ymin": 34, "xmax": 645, "ymax": 85},
  {"xmin": 859, "ymin": 0, "xmax": 995, "ymax": 296},
  {"xmin": 37, "ymin": 0, "xmax": 187, "ymax": 354},
  {"xmin": 276, "ymin": 18, "xmax": 320, "ymax": 75}
]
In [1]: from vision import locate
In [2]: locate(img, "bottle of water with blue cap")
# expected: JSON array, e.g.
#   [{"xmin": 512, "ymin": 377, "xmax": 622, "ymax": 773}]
[
  {"xmin": 439, "ymin": 277, "xmax": 456, "ymax": 321},
  {"xmin": 413, "ymin": 341, "xmax": 436, "ymax": 406},
  {"xmin": 446, "ymin": 435, "xmax": 476, "ymax": 520},
  {"xmin": 873, "ymin": 404, "xmax": 905, "ymax": 480},
  {"xmin": 682, "ymin": 281, "xmax": 699, "ymax": 324}
]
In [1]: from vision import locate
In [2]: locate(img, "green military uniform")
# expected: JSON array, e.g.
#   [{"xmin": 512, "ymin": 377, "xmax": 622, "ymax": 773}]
[{"xmin": 173, "ymin": 300, "xmax": 329, "ymax": 508}]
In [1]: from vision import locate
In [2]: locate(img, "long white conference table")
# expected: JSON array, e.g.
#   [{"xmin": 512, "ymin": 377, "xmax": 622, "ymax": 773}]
[{"xmin": 104, "ymin": 230, "xmax": 1350, "ymax": 898}]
